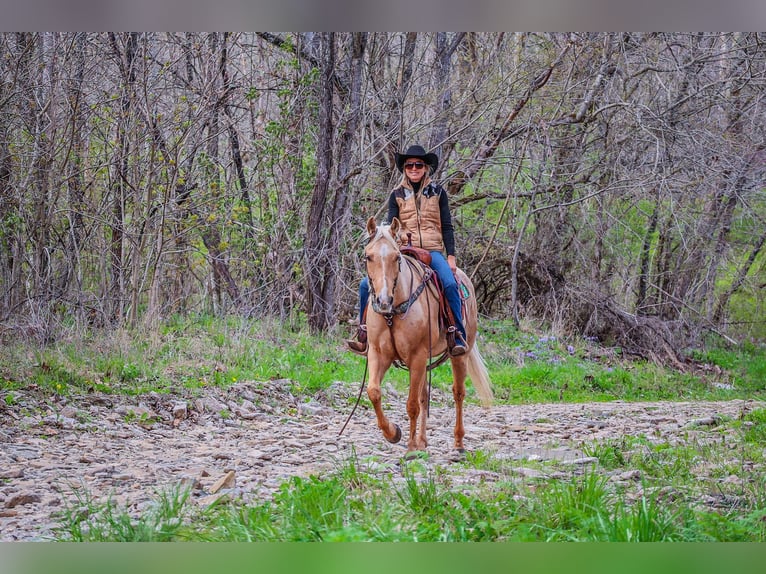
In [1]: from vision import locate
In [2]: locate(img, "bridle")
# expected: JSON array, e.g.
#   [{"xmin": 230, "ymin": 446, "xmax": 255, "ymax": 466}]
[{"xmin": 369, "ymin": 255, "xmax": 434, "ymax": 325}]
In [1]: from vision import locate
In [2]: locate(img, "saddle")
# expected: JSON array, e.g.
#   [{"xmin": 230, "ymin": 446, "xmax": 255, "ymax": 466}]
[
  {"xmin": 399, "ymin": 233, "xmax": 466, "ymax": 336},
  {"xmin": 400, "ymin": 233, "xmax": 431, "ymax": 266}
]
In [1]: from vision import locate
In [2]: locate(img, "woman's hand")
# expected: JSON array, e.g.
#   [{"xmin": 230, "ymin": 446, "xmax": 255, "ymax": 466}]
[{"xmin": 447, "ymin": 254, "xmax": 457, "ymax": 274}]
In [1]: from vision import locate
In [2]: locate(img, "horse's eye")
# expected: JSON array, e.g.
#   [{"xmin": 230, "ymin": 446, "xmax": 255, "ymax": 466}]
[{"xmin": 365, "ymin": 255, "xmax": 372, "ymax": 262}]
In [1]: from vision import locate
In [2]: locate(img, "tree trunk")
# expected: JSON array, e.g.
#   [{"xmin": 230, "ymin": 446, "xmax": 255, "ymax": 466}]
[
  {"xmin": 59, "ymin": 33, "xmax": 87, "ymax": 308},
  {"xmin": 220, "ymin": 32, "xmax": 254, "ymax": 234},
  {"xmin": 108, "ymin": 32, "xmax": 138, "ymax": 325},
  {"xmin": 305, "ymin": 33, "xmax": 336, "ymax": 332}
]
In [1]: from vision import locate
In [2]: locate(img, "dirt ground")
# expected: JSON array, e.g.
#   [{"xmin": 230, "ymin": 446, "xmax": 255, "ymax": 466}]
[{"xmin": 1, "ymin": 379, "xmax": 762, "ymax": 541}]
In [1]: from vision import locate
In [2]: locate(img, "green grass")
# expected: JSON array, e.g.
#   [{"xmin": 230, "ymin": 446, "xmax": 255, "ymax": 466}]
[
  {"xmin": 3, "ymin": 314, "xmax": 766, "ymax": 542},
  {"xmin": 1, "ymin": 314, "xmax": 763, "ymax": 403},
  {"xmin": 46, "ymin": 415, "xmax": 766, "ymax": 542},
  {"xmin": 0, "ymin": 315, "xmax": 378, "ymax": 398},
  {"xmin": 54, "ymin": 482, "xmax": 197, "ymax": 542},
  {"xmin": 51, "ymin": 445, "xmax": 766, "ymax": 542},
  {"xmin": 479, "ymin": 320, "xmax": 766, "ymax": 404},
  {"xmin": 741, "ymin": 407, "xmax": 766, "ymax": 443}
]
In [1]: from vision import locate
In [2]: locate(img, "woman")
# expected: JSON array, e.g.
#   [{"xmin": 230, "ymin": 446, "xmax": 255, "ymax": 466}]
[{"xmin": 347, "ymin": 144, "xmax": 467, "ymax": 357}]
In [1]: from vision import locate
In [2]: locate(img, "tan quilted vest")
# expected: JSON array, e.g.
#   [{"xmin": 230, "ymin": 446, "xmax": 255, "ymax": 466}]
[{"xmin": 394, "ymin": 176, "xmax": 444, "ymax": 253}]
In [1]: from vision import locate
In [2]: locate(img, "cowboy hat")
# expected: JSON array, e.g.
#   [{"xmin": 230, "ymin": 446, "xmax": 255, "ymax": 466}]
[{"xmin": 395, "ymin": 144, "xmax": 439, "ymax": 173}]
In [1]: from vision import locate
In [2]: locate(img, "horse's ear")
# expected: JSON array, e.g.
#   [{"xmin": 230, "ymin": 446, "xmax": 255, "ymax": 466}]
[
  {"xmin": 366, "ymin": 216, "xmax": 377, "ymax": 238},
  {"xmin": 390, "ymin": 217, "xmax": 401, "ymax": 239}
]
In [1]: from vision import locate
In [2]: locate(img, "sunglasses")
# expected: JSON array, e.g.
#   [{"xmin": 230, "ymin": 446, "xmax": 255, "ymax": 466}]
[{"xmin": 404, "ymin": 162, "xmax": 426, "ymax": 170}]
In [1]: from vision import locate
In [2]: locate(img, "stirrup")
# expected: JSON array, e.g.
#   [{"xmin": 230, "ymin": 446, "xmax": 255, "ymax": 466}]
[
  {"xmin": 346, "ymin": 325, "xmax": 367, "ymax": 355},
  {"xmin": 346, "ymin": 339, "xmax": 368, "ymax": 355},
  {"xmin": 446, "ymin": 326, "xmax": 467, "ymax": 357}
]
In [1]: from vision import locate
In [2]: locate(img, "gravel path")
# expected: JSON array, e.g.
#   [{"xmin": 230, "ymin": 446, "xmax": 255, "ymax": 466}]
[{"xmin": 1, "ymin": 379, "xmax": 762, "ymax": 541}]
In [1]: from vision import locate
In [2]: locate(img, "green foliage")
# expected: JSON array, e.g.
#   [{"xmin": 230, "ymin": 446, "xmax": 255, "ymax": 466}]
[
  {"xmin": 533, "ymin": 471, "xmax": 611, "ymax": 538},
  {"xmin": 51, "ymin": 443, "xmax": 766, "ymax": 542},
  {"xmin": 742, "ymin": 408, "xmax": 766, "ymax": 443},
  {"xmin": 598, "ymin": 496, "xmax": 681, "ymax": 542},
  {"xmin": 691, "ymin": 342, "xmax": 766, "ymax": 393},
  {"xmin": 2, "ymin": 316, "xmax": 765, "ymax": 404},
  {"xmin": 55, "ymin": 483, "xmax": 194, "ymax": 542},
  {"xmin": 632, "ymin": 442, "xmax": 695, "ymax": 482},
  {"xmin": 582, "ymin": 438, "xmax": 628, "ymax": 470},
  {"xmin": 269, "ymin": 475, "xmax": 351, "ymax": 541},
  {"xmin": 1, "ymin": 315, "xmax": 376, "ymax": 397},
  {"xmin": 29, "ymin": 357, "xmax": 90, "ymax": 396},
  {"xmin": 690, "ymin": 508, "xmax": 766, "ymax": 542},
  {"xmin": 463, "ymin": 449, "xmax": 504, "ymax": 473},
  {"xmin": 479, "ymin": 319, "xmax": 766, "ymax": 403}
]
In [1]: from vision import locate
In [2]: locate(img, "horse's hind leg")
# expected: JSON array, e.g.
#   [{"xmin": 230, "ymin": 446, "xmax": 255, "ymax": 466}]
[
  {"xmin": 366, "ymin": 356, "xmax": 401, "ymax": 444},
  {"xmin": 451, "ymin": 357, "xmax": 468, "ymax": 452}
]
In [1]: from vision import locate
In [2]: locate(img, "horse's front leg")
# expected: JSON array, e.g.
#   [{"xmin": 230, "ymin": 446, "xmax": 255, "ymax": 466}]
[
  {"xmin": 450, "ymin": 356, "xmax": 468, "ymax": 452},
  {"xmin": 405, "ymin": 355, "xmax": 429, "ymax": 452},
  {"xmin": 366, "ymin": 353, "xmax": 401, "ymax": 444}
]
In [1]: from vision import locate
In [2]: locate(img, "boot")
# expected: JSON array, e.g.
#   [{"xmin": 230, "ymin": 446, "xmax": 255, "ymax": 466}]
[
  {"xmin": 346, "ymin": 324, "xmax": 367, "ymax": 355},
  {"xmin": 447, "ymin": 326, "xmax": 467, "ymax": 357}
]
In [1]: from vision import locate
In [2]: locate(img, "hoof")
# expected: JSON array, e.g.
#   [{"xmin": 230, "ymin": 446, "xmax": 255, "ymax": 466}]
[{"xmin": 386, "ymin": 424, "xmax": 402, "ymax": 444}]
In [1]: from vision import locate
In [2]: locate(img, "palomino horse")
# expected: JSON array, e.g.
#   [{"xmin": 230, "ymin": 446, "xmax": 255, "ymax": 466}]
[{"xmin": 362, "ymin": 216, "xmax": 493, "ymax": 454}]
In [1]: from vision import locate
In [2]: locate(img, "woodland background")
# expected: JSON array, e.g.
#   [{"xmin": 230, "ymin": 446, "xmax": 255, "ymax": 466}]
[{"xmin": 0, "ymin": 32, "xmax": 764, "ymax": 364}]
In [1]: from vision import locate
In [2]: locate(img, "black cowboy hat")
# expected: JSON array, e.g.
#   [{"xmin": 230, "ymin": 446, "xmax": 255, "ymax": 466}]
[{"xmin": 395, "ymin": 144, "xmax": 439, "ymax": 173}]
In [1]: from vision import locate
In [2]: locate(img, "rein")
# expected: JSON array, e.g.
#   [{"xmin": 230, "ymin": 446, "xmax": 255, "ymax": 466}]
[
  {"xmin": 369, "ymin": 260, "xmax": 433, "ymax": 319},
  {"xmin": 338, "ymin": 354, "xmax": 368, "ymax": 437}
]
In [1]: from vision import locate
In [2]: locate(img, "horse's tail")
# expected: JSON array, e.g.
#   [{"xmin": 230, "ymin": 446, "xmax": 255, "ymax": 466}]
[{"xmin": 466, "ymin": 343, "xmax": 493, "ymax": 408}]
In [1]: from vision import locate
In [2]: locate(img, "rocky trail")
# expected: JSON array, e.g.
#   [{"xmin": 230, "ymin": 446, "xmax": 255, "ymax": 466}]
[{"xmin": 1, "ymin": 379, "xmax": 762, "ymax": 541}]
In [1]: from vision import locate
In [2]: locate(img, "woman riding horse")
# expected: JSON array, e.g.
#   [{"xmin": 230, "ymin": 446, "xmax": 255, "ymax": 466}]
[
  {"xmin": 348, "ymin": 144, "xmax": 467, "ymax": 357},
  {"xmin": 359, "ymin": 217, "xmax": 493, "ymax": 453}
]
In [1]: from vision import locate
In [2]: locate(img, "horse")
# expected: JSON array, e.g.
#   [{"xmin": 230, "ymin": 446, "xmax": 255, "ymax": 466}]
[{"xmin": 361, "ymin": 216, "xmax": 493, "ymax": 455}]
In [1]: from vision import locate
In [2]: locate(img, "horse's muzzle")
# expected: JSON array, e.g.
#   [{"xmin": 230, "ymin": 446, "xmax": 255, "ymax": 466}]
[{"xmin": 374, "ymin": 295, "xmax": 394, "ymax": 313}]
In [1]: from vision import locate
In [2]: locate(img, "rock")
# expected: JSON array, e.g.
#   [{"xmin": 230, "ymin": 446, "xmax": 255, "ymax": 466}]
[
  {"xmin": 5, "ymin": 493, "xmax": 42, "ymax": 508},
  {"xmin": 584, "ymin": 420, "xmax": 607, "ymax": 429},
  {"xmin": 179, "ymin": 476, "xmax": 203, "ymax": 491},
  {"xmin": 172, "ymin": 402, "xmax": 188, "ymax": 420},
  {"xmin": 195, "ymin": 397, "xmax": 226, "ymax": 414},
  {"xmin": 209, "ymin": 470, "xmax": 236, "ymax": 494},
  {"xmin": 0, "ymin": 387, "xmax": 762, "ymax": 542},
  {"xmin": 0, "ymin": 469, "xmax": 24, "ymax": 479},
  {"xmin": 197, "ymin": 492, "xmax": 229, "ymax": 508},
  {"xmin": 613, "ymin": 469, "xmax": 641, "ymax": 481},
  {"xmin": 58, "ymin": 417, "xmax": 78, "ymax": 429},
  {"xmin": 513, "ymin": 467, "xmax": 547, "ymax": 478},
  {"xmin": 564, "ymin": 457, "xmax": 599, "ymax": 465},
  {"xmin": 6, "ymin": 446, "xmax": 41, "ymax": 461},
  {"xmin": 686, "ymin": 416, "xmax": 720, "ymax": 428},
  {"xmin": 298, "ymin": 400, "xmax": 328, "ymax": 416}
]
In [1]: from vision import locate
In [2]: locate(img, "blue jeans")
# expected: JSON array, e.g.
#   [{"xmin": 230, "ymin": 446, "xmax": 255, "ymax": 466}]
[{"xmin": 358, "ymin": 251, "xmax": 465, "ymax": 340}]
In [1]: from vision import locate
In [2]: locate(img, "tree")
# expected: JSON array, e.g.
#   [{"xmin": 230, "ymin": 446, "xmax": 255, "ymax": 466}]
[
  {"xmin": 0, "ymin": 32, "xmax": 763, "ymax": 352},
  {"xmin": 305, "ymin": 32, "xmax": 368, "ymax": 332}
]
